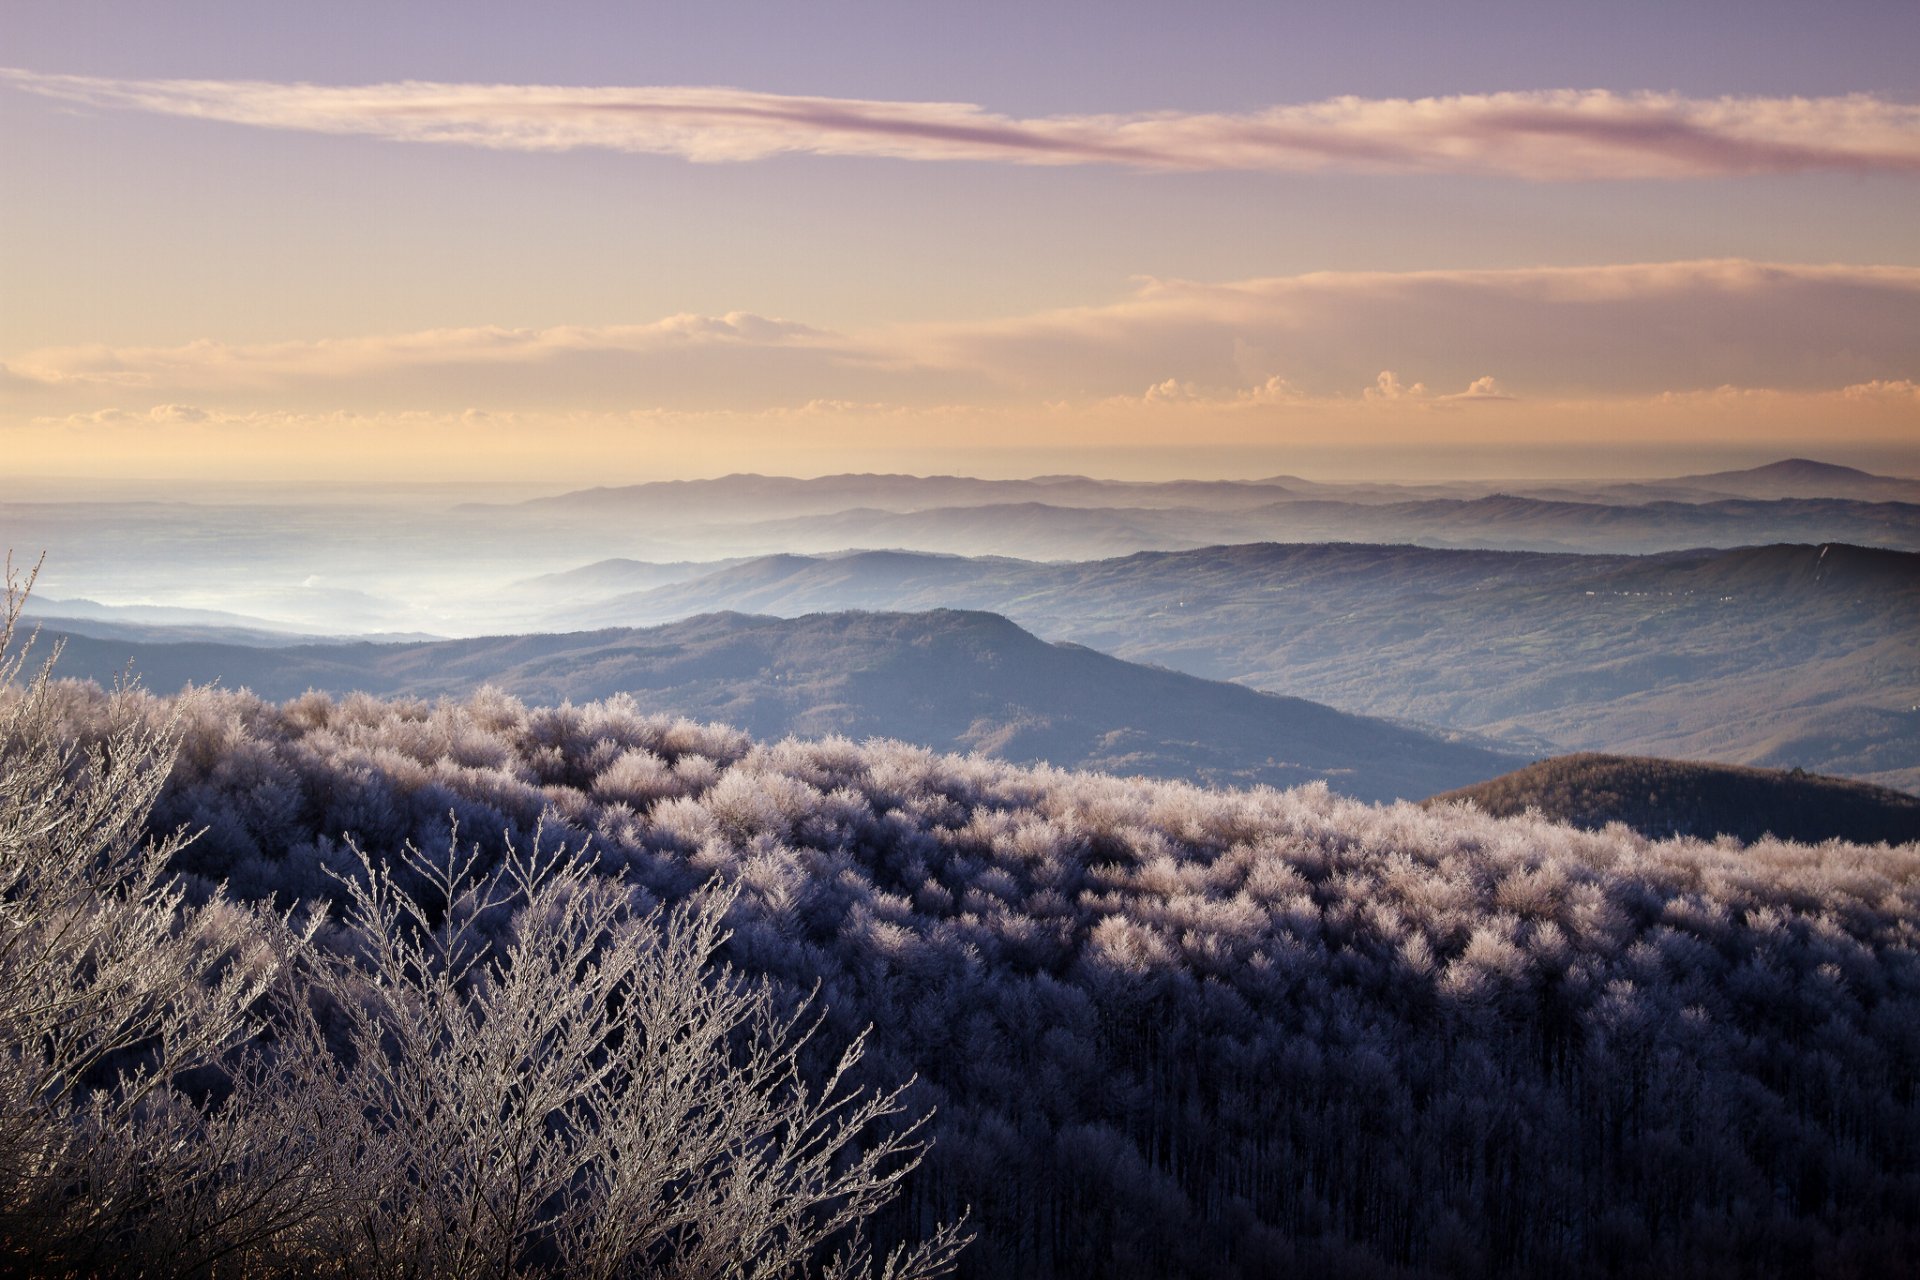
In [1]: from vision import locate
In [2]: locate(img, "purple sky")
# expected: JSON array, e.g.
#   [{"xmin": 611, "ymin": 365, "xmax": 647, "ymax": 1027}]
[{"xmin": 12, "ymin": 1, "xmax": 1918, "ymax": 102}]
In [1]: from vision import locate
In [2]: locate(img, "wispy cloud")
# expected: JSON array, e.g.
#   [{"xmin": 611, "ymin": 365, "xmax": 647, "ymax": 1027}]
[
  {"xmin": 902, "ymin": 260, "xmax": 1920, "ymax": 397},
  {"xmin": 6, "ymin": 312, "xmax": 833, "ymax": 390},
  {"xmin": 4, "ymin": 261, "xmax": 1916, "ymax": 411},
  {"xmin": 8, "ymin": 70, "xmax": 1919, "ymax": 179}
]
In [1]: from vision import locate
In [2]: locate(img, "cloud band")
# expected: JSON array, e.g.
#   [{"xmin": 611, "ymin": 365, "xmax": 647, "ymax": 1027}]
[
  {"xmin": 5, "ymin": 261, "xmax": 1916, "ymax": 413},
  {"xmin": 8, "ymin": 70, "xmax": 1920, "ymax": 179}
]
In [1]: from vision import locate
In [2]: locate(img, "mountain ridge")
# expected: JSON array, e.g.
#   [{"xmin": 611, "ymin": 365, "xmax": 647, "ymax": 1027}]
[
  {"xmin": 37, "ymin": 607, "xmax": 1525, "ymax": 803},
  {"xmin": 522, "ymin": 540, "xmax": 1919, "ymax": 791}
]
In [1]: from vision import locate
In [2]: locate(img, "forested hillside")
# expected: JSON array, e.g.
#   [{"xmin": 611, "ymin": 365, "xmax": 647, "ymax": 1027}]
[
  {"xmin": 1430, "ymin": 754, "xmax": 1920, "ymax": 844},
  {"xmin": 31, "ymin": 678, "xmax": 1920, "ymax": 1278}
]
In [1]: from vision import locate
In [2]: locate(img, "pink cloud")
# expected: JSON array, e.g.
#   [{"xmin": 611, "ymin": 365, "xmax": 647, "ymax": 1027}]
[
  {"xmin": 7, "ymin": 71, "xmax": 1919, "ymax": 179},
  {"xmin": 1364, "ymin": 371, "xmax": 1428, "ymax": 401},
  {"xmin": 5, "ymin": 313, "xmax": 831, "ymax": 390},
  {"xmin": 5, "ymin": 262, "xmax": 1916, "ymax": 414},
  {"xmin": 1842, "ymin": 378, "xmax": 1920, "ymax": 402},
  {"xmin": 904, "ymin": 261, "xmax": 1920, "ymax": 399},
  {"xmin": 1444, "ymin": 376, "xmax": 1515, "ymax": 401}
]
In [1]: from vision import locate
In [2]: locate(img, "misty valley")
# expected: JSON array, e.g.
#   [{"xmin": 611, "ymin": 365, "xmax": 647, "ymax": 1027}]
[{"xmin": 21, "ymin": 459, "xmax": 1920, "ymax": 796}]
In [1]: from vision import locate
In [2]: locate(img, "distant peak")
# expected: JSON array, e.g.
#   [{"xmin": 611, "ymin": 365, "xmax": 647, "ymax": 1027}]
[{"xmin": 1749, "ymin": 458, "xmax": 1873, "ymax": 477}]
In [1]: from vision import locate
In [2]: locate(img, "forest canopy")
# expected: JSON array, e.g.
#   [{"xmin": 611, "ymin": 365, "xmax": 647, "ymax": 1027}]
[{"xmin": 13, "ymin": 670, "xmax": 1919, "ymax": 1278}]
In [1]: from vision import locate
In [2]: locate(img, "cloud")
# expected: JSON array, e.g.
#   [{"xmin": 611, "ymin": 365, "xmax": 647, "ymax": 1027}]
[
  {"xmin": 5, "ymin": 261, "xmax": 1916, "ymax": 416},
  {"xmin": 1842, "ymin": 378, "xmax": 1920, "ymax": 402},
  {"xmin": 1358, "ymin": 372, "xmax": 1511, "ymax": 406},
  {"xmin": 31, "ymin": 404, "xmax": 217, "ymax": 427},
  {"xmin": 7, "ymin": 70, "xmax": 1920, "ymax": 180},
  {"xmin": 1142, "ymin": 378, "xmax": 1200, "ymax": 403},
  {"xmin": 3, "ymin": 312, "xmax": 844, "ymax": 408},
  {"xmin": 112, "ymin": 311, "xmax": 816, "ymax": 382},
  {"xmin": 900, "ymin": 260, "xmax": 1920, "ymax": 399},
  {"xmin": 1444, "ymin": 376, "xmax": 1514, "ymax": 402},
  {"xmin": 0, "ymin": 362, "xmax": 48, "ymax": 393},
  {"xmin": 148, "ymin": 402, "xmax": 209, "ymax": 423},
  {"xmin": 1365, "ymin": 371, "xmax": 1427, "ymax": 402},
  {"xmin": 1124, "ymin": 375, "xmax": 1304, "ymax": 408}
]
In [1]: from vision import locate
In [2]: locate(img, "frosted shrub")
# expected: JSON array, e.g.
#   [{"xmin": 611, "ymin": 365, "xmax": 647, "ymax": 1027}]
[
  {"xmin": 0, "ymin": 559, "xmax": 292, "ymax": 1273},
  {"xmin": 288, "ymin": 824, "xmax": 970, "ymax": 1280}
]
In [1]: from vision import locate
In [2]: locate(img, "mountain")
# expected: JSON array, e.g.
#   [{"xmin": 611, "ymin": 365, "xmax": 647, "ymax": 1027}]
[
  {"xmin": 40, "ymin": 609, "xmax": 1523, "ymax": 803},
  {"xmin": 467, "ymin": 470, "xmax": 1920, "ymax": 562},
  {"xmin": 22, "ymin": 596, "xmax": 442, "ymax": 648},
  {"xmin": 697, "ymin": 495, "xmax": 1920, "ymax": 559},
  {"xmin": 534, "ymin": 541, "xmax": 1920, "ymax": 792},
  {"xmin": 491, "ymin": 472, "xmax": 1303, "ymax": 521},
  {"xmin": 718, "ymin": 502, "xmax": 1235, "ymax": 559},
  {"xmin": 506, "ymin": 557, "xmax": 750, "ymax": 602},
  {"xmin": 22, "ymin": 596, "xmax": 321, "ymax": 647},
  {"xmin": 1650, "ymin": 458, "xmax": 1920, "ymax": 502},
  {"xmin": 491, "ymin": 460, "xmax": 1920, "ymax": 521},
  {"xmin": 1427, "ymin": 753, "xmax": 1920, "ymax": 845}
]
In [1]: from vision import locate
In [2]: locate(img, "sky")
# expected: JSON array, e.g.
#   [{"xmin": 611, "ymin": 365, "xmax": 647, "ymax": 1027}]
[{"xmin": 2, "ymin": 0, "xmax": 1916, "ymax": 483}]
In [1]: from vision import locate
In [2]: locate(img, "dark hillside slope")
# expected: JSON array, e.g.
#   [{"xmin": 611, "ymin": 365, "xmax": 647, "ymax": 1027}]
[
  {"xmin": 41, "ymin": 609, "xmax": 1520, "ymax": 802},
  {"xmin": 1428, "ymin": 753, "xmax": 1920, "ymax": 843}
]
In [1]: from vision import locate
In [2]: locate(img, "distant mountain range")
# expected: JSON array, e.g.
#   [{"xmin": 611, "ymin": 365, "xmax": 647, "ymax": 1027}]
[
  {"xmin": 1650, "ymin": 458, "xmax": 1920, "ymax": 503},
  {"xmin": 484, "ymin": 457, "xmax": 1920, "ymax": 519},
  {"xmin": 495, "ymin": 472, "xmax": 1309, "ymax": 518},
  {"xmin": 9, "ymin": 458, "xmax": 1916, "ymax": 638},
  {"xmin": 499, "ymin": 489, "xmax": 1920, "ymax": 561},
  {"xmin": 1429, "ymin": 753, "xmax": 1920, "ymax": 845},
  {"xmin": 513, "ymin": 541, "xmax": 1920, "ymax": 793},
  {"xmin": 466, "ymin": 458, "xmax": 1920, "ymax": 560},
  {"xmin": 691, "ymin": 494, "xmax": 1920, "ymax": 559},
  {"xmin": 35, "ymin": 609, "xmax": 1524, "ymax": 804}
]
